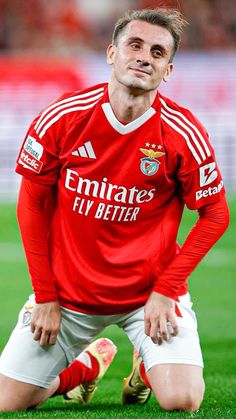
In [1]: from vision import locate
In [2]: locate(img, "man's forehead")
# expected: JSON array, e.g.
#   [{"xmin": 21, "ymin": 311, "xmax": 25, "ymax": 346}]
[{"xmin": 120, "ymin": 20, "xmax": 173, "ymax": 47}]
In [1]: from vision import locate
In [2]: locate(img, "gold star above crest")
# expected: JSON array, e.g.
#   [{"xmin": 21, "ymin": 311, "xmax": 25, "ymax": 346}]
[
  {"xmin": 25, "ymin": 305, "xmax": 33, "ymax": 311},
  {"xmin": 140, "ymin": 148, "xmax": 165, "ymax": 159}
]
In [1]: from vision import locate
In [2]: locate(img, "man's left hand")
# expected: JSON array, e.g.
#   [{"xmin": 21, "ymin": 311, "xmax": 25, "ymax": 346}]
[{"xmin": 144, "ymin": 291, "xmax": 179, "ymax": 344}]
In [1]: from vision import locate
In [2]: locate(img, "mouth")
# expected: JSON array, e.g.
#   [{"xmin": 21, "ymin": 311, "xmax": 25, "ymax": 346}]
[{"xmin": 128, "ymin": 67, "xmax": 151, "ymax": 76}]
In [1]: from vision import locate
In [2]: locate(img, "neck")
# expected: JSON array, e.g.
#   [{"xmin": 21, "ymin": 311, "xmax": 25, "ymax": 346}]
[{"xmin": 108, "ymin": 81, "xmax": 157, "ymax": 123}]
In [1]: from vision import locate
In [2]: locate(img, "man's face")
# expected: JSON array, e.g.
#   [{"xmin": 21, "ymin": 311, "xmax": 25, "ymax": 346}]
[{"xmin": 107, "ymin": 20, "xmax": 174, "ymax": 92}]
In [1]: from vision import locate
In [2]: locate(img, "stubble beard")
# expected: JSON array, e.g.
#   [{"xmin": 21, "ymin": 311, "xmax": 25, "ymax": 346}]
[{"xmin": 119, "ymin": 73, "xmax": 153, "ymax": 95}]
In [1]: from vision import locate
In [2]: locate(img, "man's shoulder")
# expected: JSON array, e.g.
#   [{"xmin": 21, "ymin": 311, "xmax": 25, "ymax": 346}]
[
  {"xmin": 158, "ymin": 93, "xmax": 210, "ymax": 164},
  {"xmin": 55, "ymin": 82, "xmax": 107, "ymax": 103},
  {"xmin": 34, "ymin": 83, "xmax": 107, "ymax": 140},
  {"xmin": 159, "ymin": 93, "xmax": 194, "ymax": 119},
  {"xmin": 158, "ymin": 92, "xmax": 207, "ymax": 134}
]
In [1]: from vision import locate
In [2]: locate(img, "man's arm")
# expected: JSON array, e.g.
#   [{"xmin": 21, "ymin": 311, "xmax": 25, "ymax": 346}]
[
  {"xmin": 17, "ymin": 178, "xmax": 61, "ymax": 345},
  {"xmin": 145, "ymin": 195, "xmax": 230, "ymax": 344}
]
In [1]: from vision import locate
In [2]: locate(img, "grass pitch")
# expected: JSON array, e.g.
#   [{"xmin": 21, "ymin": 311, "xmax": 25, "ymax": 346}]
[{"xmin": 0, "ymin": 195, "xmax": 235, "ymax": 418}]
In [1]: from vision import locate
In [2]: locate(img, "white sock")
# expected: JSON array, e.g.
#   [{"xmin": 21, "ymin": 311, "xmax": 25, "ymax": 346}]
[{"xmin": 76, "ymin": 351, "xmax": 92, "ymax": 368}]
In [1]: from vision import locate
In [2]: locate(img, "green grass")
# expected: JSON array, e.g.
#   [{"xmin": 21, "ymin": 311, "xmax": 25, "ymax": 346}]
[{"xmin": 0, "ymin": 195, "xmax": 236, "ymax": 418}]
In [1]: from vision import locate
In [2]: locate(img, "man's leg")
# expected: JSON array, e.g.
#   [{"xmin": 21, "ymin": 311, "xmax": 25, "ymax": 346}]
[
  {"xmin": 0, "ymin": 337, "xmax": 117, "ymax": 411},
  {"xmin": 122, "ymin": 350, "xmax": 204, "ymax": 411},
  {"xmin": 121, "ymin": 294, "xmax": 204, "ymax": 412},
  {"xmin": 147, "ymin": 364, "xmax": 204, "ymax": 412},
  {"xmin": 0, "ymin": 374, "xmax": 59, "ymax": 411}
]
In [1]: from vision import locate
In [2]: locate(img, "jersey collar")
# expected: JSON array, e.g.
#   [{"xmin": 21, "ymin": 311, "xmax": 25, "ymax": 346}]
[{"xmin": 101, "ymin": 86, "xmax": 157, "ymax": 135}]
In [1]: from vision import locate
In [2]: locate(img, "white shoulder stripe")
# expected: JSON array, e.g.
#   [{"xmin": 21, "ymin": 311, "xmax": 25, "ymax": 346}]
[
  {"xmin": 35, "ymin": 92, "xmax": 104, "ymax": 135},
  {"xmin": 37, "ymin": 100, "xmax": 101, "ymax": 139},
  {"xmin": 160, "ymin": 98, "xmax": 211, "ymax": 158},
  {"xmin": 161, "ymin": 108, "xmax": 207, "ymax": 161},
  {"xmin": 161, "ymin": 113, "xmax": 202, "ymax": 164},
  {"xmin": 35, "ymin": 87, "xmax": 104, "ymax": 131}
]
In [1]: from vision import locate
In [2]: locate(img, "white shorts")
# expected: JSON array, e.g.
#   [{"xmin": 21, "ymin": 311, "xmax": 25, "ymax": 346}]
[{"xmin": 0, "ymin": 293, "xmax": 203, "ymax": 388}]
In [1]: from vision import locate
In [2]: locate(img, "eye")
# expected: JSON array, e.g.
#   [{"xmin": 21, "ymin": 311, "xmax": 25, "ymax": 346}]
[
  {"xmin": 152, "ymin": 49, "xmax": 162, "ymax": 58},
  {"xmin": 130, "ymin": 43, "xmax": 141, "ymax": 49}
]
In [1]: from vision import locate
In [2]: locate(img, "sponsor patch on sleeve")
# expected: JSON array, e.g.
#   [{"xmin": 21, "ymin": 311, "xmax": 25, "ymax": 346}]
[
  {"xmin": 195, "ymin": 162, "xmax": 223, "ymax": 201},
  {"xmin": 196, "ymin": 180, "xmax": 224, "ymax": 201},
  {"xmin": 199, "ymin": 162, "xmax": 218, "ymax": 187},
  {"xmin": 17, "ymin": 136, "xmax": 44, "ymax": 174}
]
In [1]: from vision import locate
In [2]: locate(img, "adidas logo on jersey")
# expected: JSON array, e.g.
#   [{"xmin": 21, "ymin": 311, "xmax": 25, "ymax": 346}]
[{"xmin": 72, "ymin": 141, "xmax": 96, "ymax": 159}]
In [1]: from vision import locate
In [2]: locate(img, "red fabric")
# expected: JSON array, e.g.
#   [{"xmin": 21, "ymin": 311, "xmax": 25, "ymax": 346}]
[
  {"xmin": 139, "ymin": 362, "xmax": 151, "ymax": 389},
  {"xmin": 15, "ymin": 83, "xmax": 228, "ymax": 313},
  {"xmin": 17, "ymin": 179, "xmax": 229, "ymax": 306},
  {"xmin": 17, "ymin": 178, "xmax": 58, "ymax": 302},
  {"xmin": 175, "ymin": 303, "xmax": 183, "ymax": 318},
  {"xmin": 57, "ymin": 353, "xmax": 99, "ymax": 395},
  {"xmin": 153, "ymin": 195, "xmax": 230, "ymax": 299}
]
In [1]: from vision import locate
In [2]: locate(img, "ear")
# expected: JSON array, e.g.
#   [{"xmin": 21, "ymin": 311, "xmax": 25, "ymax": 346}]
[
  {"xmin": 107, "ymin": 44, "xmax": 116, "ymax": 65},
  {"xmin": 163, "ymin": 63, "xmax": 174, "ymax": 82}
]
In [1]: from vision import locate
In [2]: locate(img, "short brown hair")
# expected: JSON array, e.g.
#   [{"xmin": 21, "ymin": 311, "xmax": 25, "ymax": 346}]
[{"xmin": 112, "ymin": 8, "xmax": 187, "ymax": 61}]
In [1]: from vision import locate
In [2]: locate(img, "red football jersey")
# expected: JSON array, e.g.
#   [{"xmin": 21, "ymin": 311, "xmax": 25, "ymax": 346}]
[{"xmin": 16, "ymin": 83, "xmax": 225, "ymax": 314}]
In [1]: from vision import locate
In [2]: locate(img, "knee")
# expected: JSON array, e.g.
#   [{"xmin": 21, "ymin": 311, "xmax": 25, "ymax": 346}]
[
  {"xmin": 0, "ymin": 374, "xmax": 39, "ymax": 412},
  {"xmin": 155, "ymin": 386, "xmax": 204, "ymax": 412},
  {"xmin": 0, "ymin": 396, "xmax": 37, "ymax": 412},
  {"xmin": 0, "ymin": 402, "xmax": 24, "ymax": 412},
  {"xmin": 0, "ymin": 395, "xmax": 33, "ymax": 412},
  {"xmin": 158, "ymin": 392, "xmax": 202, "ymax": 412},
  {"xmin": 0, "ymin": 395, "xmax": 24, "ymax": 412}
]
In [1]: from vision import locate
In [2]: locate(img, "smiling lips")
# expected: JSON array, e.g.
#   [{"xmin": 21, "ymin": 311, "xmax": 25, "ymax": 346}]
[{"xmin": 129, "ymin": 67, "xmax": 151, "ymax": 75}]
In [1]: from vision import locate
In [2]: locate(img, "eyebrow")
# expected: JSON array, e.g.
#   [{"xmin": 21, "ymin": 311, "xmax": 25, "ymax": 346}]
[{"xmin": 127, "ymin": 37, "xmax": 168, "ymax": 55}]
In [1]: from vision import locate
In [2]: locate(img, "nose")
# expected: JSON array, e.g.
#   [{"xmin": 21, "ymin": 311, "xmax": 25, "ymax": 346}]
[{"xmin": 136, "ymin": 49, "xmax": 151, "ymax": 66}]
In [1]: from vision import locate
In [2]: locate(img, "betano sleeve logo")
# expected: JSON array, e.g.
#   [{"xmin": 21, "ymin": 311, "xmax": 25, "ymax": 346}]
[
  {"xmin": 199, "ymin": 162, "xmax": 218, "ymax": 187},
  {"xmin": 196, "ymin": 162, "xmax": 223, "ymax": 201},
  {"xmin": 18, "ymin": 136, "xmax": 44, "ymax": 174}
]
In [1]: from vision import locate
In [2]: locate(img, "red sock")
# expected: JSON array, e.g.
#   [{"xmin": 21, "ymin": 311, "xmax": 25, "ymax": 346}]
[
  {"xmin": 56, "ymin": 353, "xmax": 99, "ymax": 395},
  {"xmin": 139, "ymin": 362, "xmax": 151, "ymax": 389}
]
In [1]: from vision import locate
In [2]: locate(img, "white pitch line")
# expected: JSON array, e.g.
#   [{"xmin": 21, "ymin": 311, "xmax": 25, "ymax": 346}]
[
  {"xmin": 0, "ymin": 243, "xmax": 25, "ymax": 261},
  {"xmin": 0, "ymin": 243, "xmax": 235, "ymax": 267},
  {"xmin": 201, "ymin": 249, "xmax": 235, "ymax": 267}
]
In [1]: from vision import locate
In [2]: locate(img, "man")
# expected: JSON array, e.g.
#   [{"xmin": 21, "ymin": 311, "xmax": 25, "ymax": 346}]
[{"xmin": 0, "ymin": 8, "xmax": 229, "ymax": 412}]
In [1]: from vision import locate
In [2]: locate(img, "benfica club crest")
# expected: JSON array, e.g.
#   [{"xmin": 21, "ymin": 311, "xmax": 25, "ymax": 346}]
[
  {"xmin": 140, "ymin": 148, "xmax": 165, "ymax": 176},
  {"xmin": 22, "ymin": 304, "xmax": 33, "ymax": 325}
]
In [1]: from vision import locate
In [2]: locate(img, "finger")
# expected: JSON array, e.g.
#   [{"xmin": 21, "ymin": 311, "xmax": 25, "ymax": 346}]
[
  {"xmin": 149, "ymin": 318, "xmax": 159, "ymax": 344},
  {"xmin": 171, "ymin": 323, "xmax": 179, "ymax": 336},
  {"xmin": 48, "ymin": 331, "xmax": 58, "ymax": 345},
  {"xmin": 156, "ymin": 329, "xmax": 163, "ymax": 345},
  {"xmin": 169, "ymin": 315, "xmax": 179, "ymax": 336},
  {"xmin": 32, "ymin": 327, "xmax": 42, "ymax": 341},
  {"xmin": 159, "ymin": 317, "xmax": 168, "ymax": 341},
  {"xmin": 39, "ymin": 330, "xmax": 50, "ymax": 346},
  {"xmin": 144, "ymin": 317, "xmax": 151, "ymax": 336},
  {"xmin": 30, "ymin": 322, "xmax": 35, "ymax": 333}
]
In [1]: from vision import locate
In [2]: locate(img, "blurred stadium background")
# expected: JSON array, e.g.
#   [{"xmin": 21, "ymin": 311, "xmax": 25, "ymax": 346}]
[
  {"xmin": 0, "ymin": 1, "xmax": 235, "ymax": 416},
  {"xmin": 0, "ymin": 0, "xmax": 236, "ymax": 198}
]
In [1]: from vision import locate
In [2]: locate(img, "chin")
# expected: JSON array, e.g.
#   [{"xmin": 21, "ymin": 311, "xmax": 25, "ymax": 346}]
[
  {"xmin": 125, "ymin": 78, "xmax": 149, "ymax": 91},
  {"xmin": 117, "ymin": 74, "xmax": 153, "ymax": 92}
]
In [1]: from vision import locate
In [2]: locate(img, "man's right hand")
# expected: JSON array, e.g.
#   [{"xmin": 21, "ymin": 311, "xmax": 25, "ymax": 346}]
[{"xmin": 30, "ymin": 301, "xmax": 61, "ymax": 346}]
